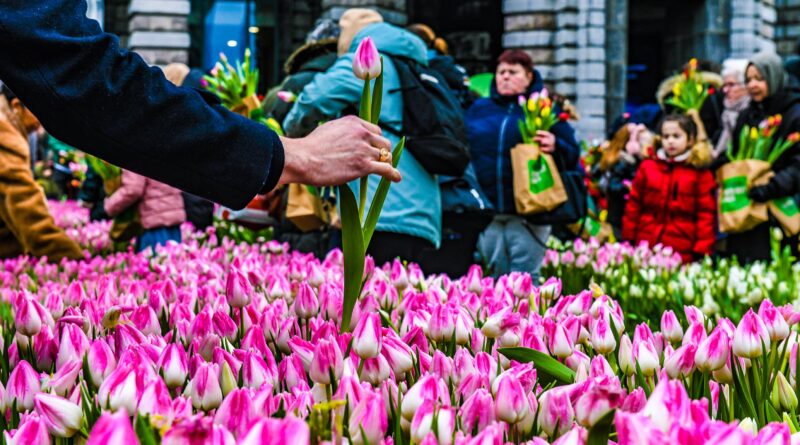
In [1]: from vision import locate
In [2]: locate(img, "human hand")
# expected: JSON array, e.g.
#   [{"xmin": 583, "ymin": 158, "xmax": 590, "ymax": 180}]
[
  {"xmin": 278, "ymin": 116, "xmax": 401, "ymax": 186},
  {"xmin": 534, "ymin": 130, "xmax": 556, "ymax": 153}
]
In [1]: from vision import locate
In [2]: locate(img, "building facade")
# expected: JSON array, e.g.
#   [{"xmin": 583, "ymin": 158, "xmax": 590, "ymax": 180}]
[{"xmin": 101, "ymin": 0, "xmax": 798, "ymax": 139}]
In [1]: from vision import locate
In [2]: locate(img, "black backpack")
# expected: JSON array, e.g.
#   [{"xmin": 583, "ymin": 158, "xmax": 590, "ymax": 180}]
[{"xmin": 383, "ymin": 56, "xmax": 471, "ymax": 177}]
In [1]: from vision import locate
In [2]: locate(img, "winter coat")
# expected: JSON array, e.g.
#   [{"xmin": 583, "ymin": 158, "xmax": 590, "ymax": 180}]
[
  {"xmin": 722, "ymin": 87, "xmax": 800, "ymax": 262},
  {"xmin": 465, "ymin": 76, "xmax": 582, "ymax": 215},
  {"xmin": 427, "ymin": 51, "xmax": 474, "ymax": 109},
  {"xmin": 264, "ymin": 39, "xmax": 339, "ymax": 125},
  {"xmin": 622, "ymin": 149, "xmax": 717, "ymax": 262},
  {"xmin": 0, "ymin": 118, "xmax": 83, "ymax": 261},
  {"xmin": 284, "ymin": 23, "xmax": 441, "ymax": 247},
  {"xmin": 104, "ymin": 170, "xmax": 186, "ymax": 230},
  {"xmin": 0, "ymin": 0, "xmax": 283, "ymax": 210}
]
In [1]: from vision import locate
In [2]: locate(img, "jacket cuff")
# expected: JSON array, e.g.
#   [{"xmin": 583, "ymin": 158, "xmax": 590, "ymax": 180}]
[{"xmin": 259, "ymin": 134, "xmax": 285, "ymax": 195}]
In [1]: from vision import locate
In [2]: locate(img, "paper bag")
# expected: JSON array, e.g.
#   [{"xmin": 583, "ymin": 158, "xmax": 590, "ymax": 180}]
[
  {"xmin": 769, "ymin": 196, "xmax": 800, "ymax": 236},
  {"xmin": 286, "ymin": 184, "xmax": 334, "ymax": 232},
  {"xmin": 717, "ymin": 160, "xmax": 771, "ymax": 234},
  {"xmin": 511, "ymin": 143, "xmax": 567, "ymax": 215}
]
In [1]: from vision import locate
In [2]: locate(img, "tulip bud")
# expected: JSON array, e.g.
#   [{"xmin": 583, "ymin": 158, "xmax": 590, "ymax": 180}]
[
  {"xmin": 308, "ymin": 338, "xmax": 344, "ymax": 385},
  {"xmin": 226, "ymin": 267, "xmax": 253, "ymax": 308},
  {"xmin": 694, "ymin": 328, "xmax": 730, "ymax": 372},
  {"xmin": 352, "ymin": 37, "xmax": 381, "ymax": 80},
  {"xmin": 6, "ymin": 360, "xmax": 40, "ymax": 412},
  {"xmin": 238, "ymin": 416, "xmax": 310, "ymax": 445},
  {"xmin": 87, "ymin": 339, "xmax": 117, "ymax": 387},
  {"xmin": 538, "ymin": 388, "xmax": 575, "ymax": 438},
  {"xmin": 293, "ymin": 282, "xmax": 319, "ymax": 319},
  {"xmin": 34, "ymin": 393, "xmax": 83, "ymax": 438},
  {"xmin": 633, "ymin": 339, "xmax": 660, "ymax": 377},
  {"xmin": 4, "ymin": 413, "xmax": 50, "ymax": 445},
  {"xmin": 494, "ymin": 374, "xmax": 529, "ymax": 424},
  {"xmin": 733, "ymin": 309, "xmax": 771, "ymax": 358},
  {"xmin": 575, "ymin": 385, "xmax": 625, "ymax": 428},
  {"xmin": 460, "ymin": 388, "xmax": 495, "ymax": 433},
  {"xmin": 276, "ymin": 91, "xmax": 296, "ymax": 103},
  {"xmin": 660, "ymin": 310, "xmax": 683, "ymax": 344},
  {"xmin": 15, "ymin": 297, "xmax": 42, "ymax": 337},
  {"xmin": 190, "ymin": 362, "xmax": 223, "ymax": 411},
  {"xmin": 618, "ymin": 335, "xmax": 635, "ymax": 376},
  {"xmin": 663, "ymin": 344, "xmax": 697, "ymax": 379},
  {"xmin": 349, "ymin": 391, "xmax": 388, "ymax": 445},
  {"xmin": 759, "ymin": 300, "xmax": 790, "ymax": 341},
  {"xmin": 773, "ymin": 372, "xmax": 798, "ymax": 411},
  {"xmin": 353, "ymin": 312, "xmax": 382, "ymax": 359},
  {"xmin": 214, "ymin": 388, "xmax": 256, "ymax": 439},
  {"xmin": 591, "ymin": 316, "xmax": 616, "ymax": 355}
]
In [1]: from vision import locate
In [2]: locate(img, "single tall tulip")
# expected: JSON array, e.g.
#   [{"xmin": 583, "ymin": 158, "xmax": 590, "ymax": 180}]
[
  {"xmin": 225, "ymin": 267, "xmax": 253, "ymax": 308},
  {"xmin": 352, "ymin": 37, "xmax": 382, "ymax": 80}
]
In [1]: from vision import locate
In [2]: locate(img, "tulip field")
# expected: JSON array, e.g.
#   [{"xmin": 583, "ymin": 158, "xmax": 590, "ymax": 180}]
[{"xmin": 1, "ymin": 202, "xmax": 800, "ymax": 444}]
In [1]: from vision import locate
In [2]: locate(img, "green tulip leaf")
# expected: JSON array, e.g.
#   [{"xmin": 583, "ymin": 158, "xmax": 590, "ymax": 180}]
[{"xmin": 498, "ymin": 347, "xmax": 575, "ymax": 384}]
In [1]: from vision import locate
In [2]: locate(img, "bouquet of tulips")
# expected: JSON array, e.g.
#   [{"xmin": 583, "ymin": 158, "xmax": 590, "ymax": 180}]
[
  {"xmin": 720, "ymin": 114, "xmax": 800, "ymax": 234},
  {"xmin": 517, "ymin": 88, "xmax": 569, "ymax": 144},
  {"xmin": 204, "ymin": 49, "xmax": 283, "ymax": 136},
  {"xmin": 665, "ymin": 58, "xmax": 714, "ymax": 112},
  {"xmin": 728, "ymin": 114, "xmax": 800, "ymax": 164}
]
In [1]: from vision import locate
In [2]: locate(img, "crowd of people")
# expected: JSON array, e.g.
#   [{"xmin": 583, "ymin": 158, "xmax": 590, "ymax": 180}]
[{"xmin": 0, "ymin": 4, "xmax": 798, "ymax": 281}]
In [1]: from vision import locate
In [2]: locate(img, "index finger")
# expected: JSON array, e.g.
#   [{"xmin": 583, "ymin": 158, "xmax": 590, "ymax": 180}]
[{"xmin": 357, "ymin": 118, "xmax": 383, "ymax": 135}]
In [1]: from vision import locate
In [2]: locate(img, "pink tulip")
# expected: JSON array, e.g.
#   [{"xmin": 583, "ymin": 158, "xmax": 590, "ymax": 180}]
[
  {"xmin": 190, "ymin": 362, "xmax": 223, "ymax": 411},
  {"xmin": 360, "ymin": 354, "xmax": 391, "ymax": 385},
  {"xmin": 86, "ymin": 409, "xmax": 140, "ymax": 445},
  {"xmin": 241, "ymin": 351, "xmax": 277, "ymax": 389},
  {"xmin": 308, "ymin": 338, "xmax": 343, "ymax": 385},
  {"xmin": 546, "ymin": 320, "xmax": 574, "ymax": 358},
  {"xmin": 34, "ymin": 393, "xmax": 83, "ymax": 437},
  {"xmin": 32, "ymin": 326, "xmax": 57, "ymax": 371},
  {"xmin": 633, "ymin": 339, "xmax": 660, "ymax": 376},
  {"xmin": 137, "ymin": 379, "xmax": 173, "ymax": 419},
  {"xmin": 349, "ymin": 391, "xmax": 388, "ymax": 445},
  {"xmin": 238, "ymin": 416, "xmax": 310, "ymax": 445},
  {"xmin": 352, "ymin": 37, "xmax": 382, "ymax": 80},
  {"xmin": 460, "ymin": 388, "xmax": 495, "ymax": 434},
  {"xmin": 226, "ymin": 267, "xmax": 253, "ymax": 308},
  {"xmin": 42, "ymin": 360, "xmax": 81, "ymax": 396},
  {"xmin": 56, "ymin": 323, "xmax": 90, "ymax": 369},
  {"xmin": 214, "ymin": 388, "xmax": 255, "ymax": 438},
  {"xmin": 706, "ymin": 423, "xmax": 753, "ymax": 445},
  {"xmin": 538, "ymin": 388, "xmax": 575, "ymax": 438},
  {"xmin": 401, "ymin": 374, "xmax": 446, "ymax": 420},
  {"xmin": 575, "ymin": 384, "xmax": 625, "ymax": 428},
  {"xmin": 352, "ymin": 312, "xmax": 382, "ymax": 359},
  {"xmin": 641, "ymin": 379, "xmax": 691, "ymax": 433},
  {"xmin": 97, "ymin": 363, "xmax": 139, "ymax": 413},
  {"xmin": 614, "ymin": 412, "xmax": 669, "ymax": 445},
  {"xmin": 481, "ymin": 307, "xmax": 520, "ymax": 339},
  {"xmin": 429, "ymin": 304, "xmax": 456, "ymax": 342},
  {"xmin": 663, "ymin": 343, "xmax": 697, "ymax": 379},
  {"xmin": 621, "ymin": 387, "xmax": 646, "ymax": 413},
  {"xmin": 682, "ymin": 321, "xmax": 708, "ymax": 347},
  {"xmin": 15, "ymin": 296, "xmax": 42, "ymax": 336},
  {"xmin": 539, "ymin": 277, "xmax": 562, "ymax": 303},
  {"xmin": 276, "ymin": 91, "xmax": 296, "ymax": 103},
  {"xmin": 162, "ymin": 416, "xmax": 235, "ymax": 445},
  {"xmin": 6, "ymin": 360, "xmax": 40, "ymax": 411},
  {"xmin": 158, "ymin": 343, "xmax": 189, "ymax": 389},
  {"xmin": 65, "ymin": 281, "xmax": 86, "ymax": 307},
  {"xmin": 754, "ymin": 422, "xmax": 790, "ymax": 445},
  {"xmin": 733, "ymin": 309, "xmax": 771, "ymax": 358},
  {"xmin": 293, "ymin": 282, "xmax": 319, "ymax": 319},
  {"xmin": 660, "ymin": 310, "xmax": 683, "ymax": 344},
  {"xmin": 494, "ymin": 373, "xmax": 529, "ymax": 424},
  {"xmin": 464, "ymin": 265, "xmax": 483, "ymax": 294},
  {"xmin": 591, "ymin": 315, "xmax": 616, "ymax": 354},
  {"xmin": 4, "ymin": 413, "xmax": 51, "ymax": 445},
  {"xmin": 695, "ymin": 328, "xmax": 730, "ymax": 372},
  {"xmin": 87, "ymin": 339, "xmax": 117, "ymax": 386},
  {"xmin": 758, "ymin": 300, "xmax": 790, "ymax": 341},
  {"xmin": 391, "ymin": 258, "xmax": 409, "ymax": 291}
]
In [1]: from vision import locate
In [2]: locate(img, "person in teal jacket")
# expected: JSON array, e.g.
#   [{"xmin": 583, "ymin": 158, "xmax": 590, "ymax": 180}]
[{"xmin": 284, "ymin": 9, "xmax": 442, "ymax": 266}]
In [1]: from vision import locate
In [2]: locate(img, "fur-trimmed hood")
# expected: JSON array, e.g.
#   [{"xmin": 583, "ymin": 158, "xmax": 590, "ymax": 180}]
[
  {"xmin": 283, "ymin": 38, "xmax": 338, "ymax": 75},
  {"xmin": 656, "ymin": 71, "xmax": 723, "ymax": 107}
]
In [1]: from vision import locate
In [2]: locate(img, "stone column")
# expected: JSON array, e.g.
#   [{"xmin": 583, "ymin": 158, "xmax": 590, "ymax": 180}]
[
  {"xmin": 605, "ymin": 0, "xmax": 626, "ymax": 135},
  {"xmin": 128, "ymin": 0, "xmax": 191, "ymax": 66},
  {"xmin": 321, "ymin": 0, "xmax": 408, "ymax": 25},
  {"xmin": 502, "ymin": 0, "xmax": 606, "ymax": 138},
  {"xmin": 730, "ymin": 0, "xmax": 776, "ymax": 58}
]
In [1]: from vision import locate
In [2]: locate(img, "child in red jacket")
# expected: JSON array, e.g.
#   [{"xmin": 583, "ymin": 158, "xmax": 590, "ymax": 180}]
[{"xmin": 622, "ymin": 113, "xmax": 716, "ymax": 262}]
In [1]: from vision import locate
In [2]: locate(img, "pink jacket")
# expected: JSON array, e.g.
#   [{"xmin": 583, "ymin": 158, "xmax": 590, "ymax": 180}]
[{"xmin": 104, "ymin": 170, "xmax": 186, "ymax": 230}]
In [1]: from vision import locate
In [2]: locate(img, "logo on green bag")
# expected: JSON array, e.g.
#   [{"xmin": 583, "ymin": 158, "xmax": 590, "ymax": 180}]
[
  {"xmin": 587, "ymin": 217, "xmax": 601, "ymax": 236},
  {"xmin": 720, "ymin": 175, "xmax": 750, "ymax": 213},
  {"xmin": 774, "ymin": 196, "xmax": 800, "ymax": 217},
  {"xmin": 528, "ymin": 158, "xmax": 554, "ymax": 194}
]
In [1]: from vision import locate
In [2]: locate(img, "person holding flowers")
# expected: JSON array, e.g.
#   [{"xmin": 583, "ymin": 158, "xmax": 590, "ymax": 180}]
[
  {"xmin": 623, "ymin": 113, "xmax": 717, "ymax": 263},
  {"xmin": 283, "ymin": 9, "xmax": 441, "ymax": 265},
  {"xmin": 723, "ymin": 51, "xmax": 800, "ymax": 262},
  {"xmin": 466, "ymin": 50, "xmax": 581, "ymax": 278}
]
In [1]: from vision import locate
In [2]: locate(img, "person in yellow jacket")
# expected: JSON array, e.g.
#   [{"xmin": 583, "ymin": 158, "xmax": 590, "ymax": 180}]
[{"xmin": 0, "ymin": 83, "xmax": 83, "ymax": 261}]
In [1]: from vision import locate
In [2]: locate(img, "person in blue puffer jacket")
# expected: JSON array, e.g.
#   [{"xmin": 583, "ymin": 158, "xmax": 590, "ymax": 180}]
[
  {"xmin": 466, "ymin": 50, "xmax": 581, "ymax": 279},
  {"xmin": 284, "ymin": 9, "xmax": 441, "ymax": 266}
]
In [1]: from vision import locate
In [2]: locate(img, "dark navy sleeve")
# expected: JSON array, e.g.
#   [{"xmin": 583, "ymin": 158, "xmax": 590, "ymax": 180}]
[
  {"xmin": 551, "ymin": 120, "xmax": 581, "ymax": 171},
  {"xmin": 0, "ymin": 0, "xmax": 284, "ymax": 209}
]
